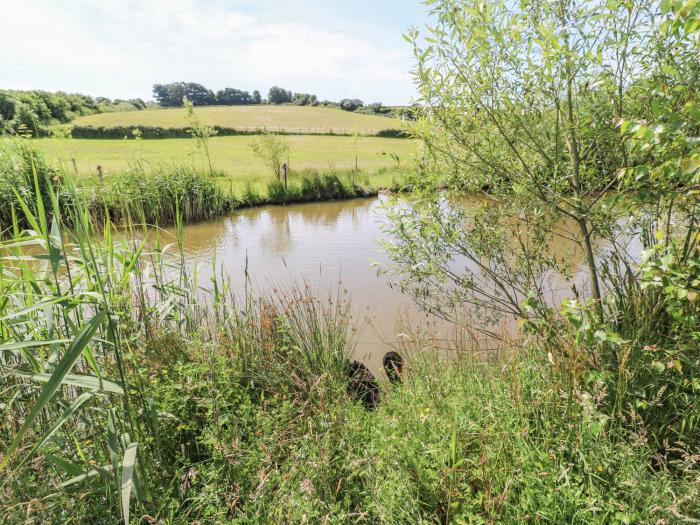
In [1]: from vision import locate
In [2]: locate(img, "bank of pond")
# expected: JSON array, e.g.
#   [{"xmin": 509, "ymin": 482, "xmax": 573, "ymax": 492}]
[
  {"xmin": 0, "ymin": 141, "xmax": 413, "ymax": 233},
  {"xmin": 0, "ymin": 141, "xmax": 698, "ymax": 524}
]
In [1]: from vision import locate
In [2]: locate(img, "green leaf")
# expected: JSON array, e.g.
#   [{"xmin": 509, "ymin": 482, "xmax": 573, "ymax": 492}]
[
  {"xmin": 680, "ymin": 157, "xmax": 699, "ymax": 175},
  {"xmin": 44, "ymin": 453, "xmax": 84, "ymax": 477},
  {"xmin": 121, "ymin": 443, "xmax": 138, "ymax": 525},
  {"xmin": 0, "ymin": 309, "xmax": 106, "ymax": 471},
  {"xmin": 13, "ymin": 393, "xmax": 93, "ymax": 472},
  {"xmin": 0, "ymin": 339, "xmax": 71, "ymax": 352},
  {"xmin": 62, "ymin": 464, "xmax": 114, "ymax": 487},
  {"xmin": 6, "ymin": 370, "xmax": 125, "ymax": 394},
  {"xmin": 0, "ymin": 297, "xmax": 68, "ymax": 321},
  {"xmin": 651, "ymin": 360, "xmax": 665, "ymax": 374}
]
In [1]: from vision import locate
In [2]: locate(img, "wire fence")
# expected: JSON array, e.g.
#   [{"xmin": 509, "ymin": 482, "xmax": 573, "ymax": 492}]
[{"xmin": 220, "ymin": 126, "xmax": 402, "ymax": 136}]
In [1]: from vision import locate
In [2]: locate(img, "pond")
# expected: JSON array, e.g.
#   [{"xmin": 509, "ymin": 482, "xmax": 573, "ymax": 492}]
[
  {"xmin": 161, "ymin": 196, "xmax": 453, "ymax": 369},
  {"xmin": 165, "ymin": 195, "xmax": 601, "ymax": 371}
]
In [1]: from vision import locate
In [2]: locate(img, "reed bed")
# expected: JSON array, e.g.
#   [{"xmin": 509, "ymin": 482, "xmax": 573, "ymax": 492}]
[
  {"xmin": 0, "ymin": 141, "xmax": 392, "ymax": 233},
  {"xmin": 0, "ymin": 154, "xmax": 360, "ymax": 523}
]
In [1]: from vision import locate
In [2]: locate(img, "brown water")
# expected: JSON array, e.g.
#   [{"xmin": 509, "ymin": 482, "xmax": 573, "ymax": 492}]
[
  {"xmin": 159, "ymin": 196, "xmax": 445, "ymax": 369},
  {"xmin": 159, "ymin": 195, "xmax": 602, "ymax": 371}
]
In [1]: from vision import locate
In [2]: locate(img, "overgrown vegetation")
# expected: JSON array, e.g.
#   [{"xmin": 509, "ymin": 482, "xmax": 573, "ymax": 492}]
[
  {"xmin": 0, "ymin": 142, "xmax": 386, "ymax": 231},
  {"xmin": 0, "ymin": 89, "xmax": 145, "ymax": 136},
  {"xmin": 382, "ymin": 0, "xmax": 700, "ymax": 493},
  {"xmin": 1, "ymin": 0, "xmax": 699, "ymax": 522},
  {"xmin": 0, "ymin": 141, "xmax": 61, "ymax": 230},
  {"xmin": 0, "ymin": 167, "xmax": 697, "ymax": 524}
]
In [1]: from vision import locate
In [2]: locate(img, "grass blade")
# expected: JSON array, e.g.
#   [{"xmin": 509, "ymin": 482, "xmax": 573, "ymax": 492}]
[
  {"xmin": 0, "ymin": 297, "xmax": 67, "ymax": 322},
  {"xmin": 13, "ymin": 392, "xmax": 94, "ymax": 472},
  {"xmin": 6, "ymin": 370, "xmax": 125, "ymax": 394},
  {"xmin": 121, "ymin": 443, "xmax": 138, "ymax": 525},
  {"xmin": 44, "ymin": 453, "xmax": 84, "ymax": 477},
  {"xmin": 61, "ymin": 464, "xmax": 115, "ymax": 487},
  {"xmin": 0, "ymin": 339, "xmax": 71, "ymax": 352}
]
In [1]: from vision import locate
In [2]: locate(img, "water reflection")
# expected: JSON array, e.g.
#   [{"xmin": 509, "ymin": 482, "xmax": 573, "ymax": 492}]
[
  {"xmin": 160, "ymin": 197, "xmax": 441, "ymax": 369},
  {"xmin": 164, "ymin": 195, "xmax": 610, "ymax": 370}
]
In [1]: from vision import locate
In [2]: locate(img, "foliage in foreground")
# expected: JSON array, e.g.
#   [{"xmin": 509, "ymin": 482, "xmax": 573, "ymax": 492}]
[
  {"xmin": 384, "ymin": 0, "xmax": 700, "ymax": 465},
  {"xmin": 0, "ymin": 153, "xmax": 698, "ymax": 524}
]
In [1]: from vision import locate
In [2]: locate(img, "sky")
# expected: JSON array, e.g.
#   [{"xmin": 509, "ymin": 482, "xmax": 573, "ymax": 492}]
[{"xmin": 1, "ymin": 0, "xmax": 430, "ymax": 105}]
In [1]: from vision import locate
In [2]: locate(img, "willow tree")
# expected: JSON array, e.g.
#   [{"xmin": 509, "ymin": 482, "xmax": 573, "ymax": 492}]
[{"xmin": 382, "ymin": 0, "xmax": 697, "ymax": 334}]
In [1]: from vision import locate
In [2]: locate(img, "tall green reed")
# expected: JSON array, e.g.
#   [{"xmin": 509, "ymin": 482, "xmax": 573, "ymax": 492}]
[{"xmin": 0, "ymin": 144, "xmax": 359, "ymax": 522}]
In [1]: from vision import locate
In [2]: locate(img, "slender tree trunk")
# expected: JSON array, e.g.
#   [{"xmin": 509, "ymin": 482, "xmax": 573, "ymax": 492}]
[
  {"xmin": 205, "ymin": 143, "xmax": 213, "ymax": 177},
  {"xmin": 560, "ymin": 0, "xmax": 604, "ymax": 320}
]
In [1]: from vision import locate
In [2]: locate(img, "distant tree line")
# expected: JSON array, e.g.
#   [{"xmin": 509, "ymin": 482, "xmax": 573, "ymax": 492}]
[
  {"xmin": 151, "ymin": 82, "xmax": 416, "ymax": 119},
  {"xmin": 0, "ymin": 89, "xmax": 146, "ymax": 136},
  {"xmin": 153, "ymin": 83, "xmax": 262, "ymax": 107}
]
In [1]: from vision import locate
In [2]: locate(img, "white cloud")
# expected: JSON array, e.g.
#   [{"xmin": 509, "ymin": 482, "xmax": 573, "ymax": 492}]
[{"xmin": 0, "ymin": 0, "xmax": 416, "ymax": 104}]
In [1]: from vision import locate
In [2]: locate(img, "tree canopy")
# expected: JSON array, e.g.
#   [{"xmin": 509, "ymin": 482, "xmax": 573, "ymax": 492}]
[{"xmin": 0, "ymin": 89, "xmax": 145, "ymax": 136}]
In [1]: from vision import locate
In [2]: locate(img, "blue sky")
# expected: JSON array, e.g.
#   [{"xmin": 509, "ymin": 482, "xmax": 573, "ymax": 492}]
[{"xmin": 1, "ymin": 0, "xmax": 430, "ymax": 104}]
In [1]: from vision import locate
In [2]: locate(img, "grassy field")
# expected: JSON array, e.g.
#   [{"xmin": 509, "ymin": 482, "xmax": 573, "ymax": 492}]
[
  {"xmin": 71, "ymin": 105, "xmax": 403, "ymax": 134},
  {"xmin": 32, "ymin": 135, "xmax": 416, "ymax": 191}
]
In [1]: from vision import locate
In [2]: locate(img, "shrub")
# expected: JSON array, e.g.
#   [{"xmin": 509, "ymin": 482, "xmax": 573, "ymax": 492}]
[
  {"xmin": 301, "ymin": 173, "xmax": 354, "ymax": 200},
  {"xmin": 0, "ymin": 141, "xmax": 60, "ymax": 232},
  {"xmin": 376, "ymin": 128, "xmax": 409, "ymax": 138},
  {"xmin": 240, "ymin": 180, "xmax": 262, "ymax": 206},
  {"xmin": 266, "ymin": 179, "xmax": 301, "ymax": 203},
  {"xmin": 0, "ymin": 89, "xmax": 143, "ymax": 136}
]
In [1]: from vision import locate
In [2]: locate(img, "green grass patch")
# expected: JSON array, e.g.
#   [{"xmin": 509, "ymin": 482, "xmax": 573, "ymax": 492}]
[
  {"xmin": 29, "ymin": 135, "xmax": 415, "ymax": 193},
  {"xmin": 0, "ymin": 142, "xmax": 399, "ymax": 230}
]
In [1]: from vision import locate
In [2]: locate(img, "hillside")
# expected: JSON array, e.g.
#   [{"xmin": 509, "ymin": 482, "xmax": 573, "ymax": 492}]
[{"xmin": 72, "ymin": 105, "xmax": 404, "ymax": 134}]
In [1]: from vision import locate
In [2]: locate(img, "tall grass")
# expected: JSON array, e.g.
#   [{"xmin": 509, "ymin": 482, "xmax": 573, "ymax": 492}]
[
  {"xmin": 265, "ymin": 170, "xmax": 363, "ymax": 204},
  {"xmin": 96, "ymin": 164, "xmax": 227, "ymax": 224},
  {"xmin": 0, "ymin": 141, "xmax": 60, "ymax": 232},
  {"xmin": 1, "ymin": 144, "xmax": 385, "ymax": 235},
  {"xmin": 0, "ymin": 148, "xmax": 360, "ymax": 523}
]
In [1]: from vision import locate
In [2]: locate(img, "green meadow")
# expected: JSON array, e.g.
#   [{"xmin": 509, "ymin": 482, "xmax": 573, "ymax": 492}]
[
  {"xmin": 71, "ymin": 104, "xmax": 403, "ymax": 134},
  {"xmin": 31, "ymin": 134, "xmax": 416, "ymax": 191}
]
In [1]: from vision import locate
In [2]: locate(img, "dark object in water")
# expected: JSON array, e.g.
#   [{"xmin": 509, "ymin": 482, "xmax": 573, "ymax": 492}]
[
  {"xmin": 347, "ymin": 361, "xmax": 380, "ymax": 410},
  {"xmin": 347, "ymin": 352, "xmax": 404, "ymax": 410},
  {"xmin": 383, "ymin": 351, "xmax": 404, "ymax": 384}
]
